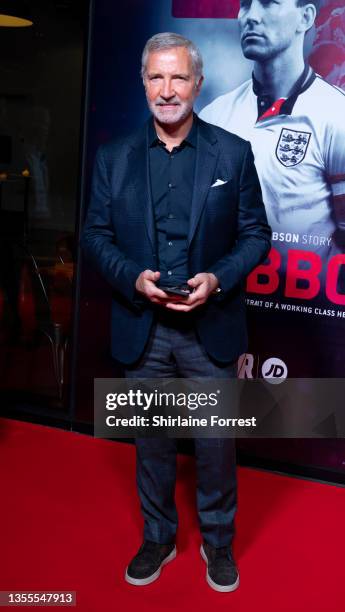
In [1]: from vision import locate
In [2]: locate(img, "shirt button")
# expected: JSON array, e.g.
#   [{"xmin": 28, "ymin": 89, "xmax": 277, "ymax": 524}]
[
  {"xmin": 168, "ymin": 182, "xmax": 173, "ymax": 188},
  {"xmin": 168, "ymin": 213, "xmax": 174, "ymax": 219},
  {"xmin": 167, "ymin": 270, "xmax": 172, "ymax": 276},
  {"xmin": 260, "ymin": 101, "xmax": 265, "ymax": 106},
  {"xmin": 168, "ymin": 241, "xmax": 173, "ymax": 246}
]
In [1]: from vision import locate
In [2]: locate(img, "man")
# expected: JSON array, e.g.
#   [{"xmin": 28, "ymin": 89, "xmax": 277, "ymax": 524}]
[
  {"xmin": 200, "ymin": 0, "xmax": 345, "ymax": 376},
  {"xmin": 82, "ymin": 32, "xmax": 270, "ymax": 592}
]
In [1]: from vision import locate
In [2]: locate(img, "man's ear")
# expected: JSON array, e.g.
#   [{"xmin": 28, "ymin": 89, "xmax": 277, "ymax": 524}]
[
  {"xmin": 297, "ymin": 3, "xmax": 317, "ymax": 34},
  {"xmin": 195, "ymin": 75, "xmax": 204, "ymax": 96}
]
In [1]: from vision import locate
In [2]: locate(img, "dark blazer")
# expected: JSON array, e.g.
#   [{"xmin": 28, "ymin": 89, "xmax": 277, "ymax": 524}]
[{"xmin": 81, "ymin": 116, "xmax": 271, "ymax": 365}]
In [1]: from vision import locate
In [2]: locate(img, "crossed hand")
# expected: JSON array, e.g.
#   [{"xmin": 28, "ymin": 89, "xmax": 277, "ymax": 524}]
[{"xmin": 135, "ymin": 270, "xmax": 219, "ymax": 312}]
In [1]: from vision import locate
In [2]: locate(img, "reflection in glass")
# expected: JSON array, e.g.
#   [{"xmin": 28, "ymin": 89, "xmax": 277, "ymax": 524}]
[{"xmin": 0, "ymin": 2, "xmax": 86, "ymax": 410}]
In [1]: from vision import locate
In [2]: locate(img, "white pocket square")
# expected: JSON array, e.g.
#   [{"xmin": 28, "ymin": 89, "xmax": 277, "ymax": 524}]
[{"xmin": 211, "ymin": 178, "xmax": 228, "ymax": 187}]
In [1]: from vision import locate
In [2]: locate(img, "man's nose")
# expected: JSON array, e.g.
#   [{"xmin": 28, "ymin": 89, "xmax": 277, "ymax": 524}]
[
  {"xmin": 242, "ymin": 0, "xmax": 262, "ymax": 24},
  {"xmin": 160, "ymin": 78, "xmax": 175, "ymax": 99}
]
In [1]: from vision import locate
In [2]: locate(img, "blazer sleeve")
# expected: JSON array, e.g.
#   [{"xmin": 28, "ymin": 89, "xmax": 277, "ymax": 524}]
[
  {"xmin": 80, "ymin": 145, "xmax": 142, "ymax": 304},
  {"xmin": 206, "ymin": 141, "xmax": 271, "ymax": 294}
]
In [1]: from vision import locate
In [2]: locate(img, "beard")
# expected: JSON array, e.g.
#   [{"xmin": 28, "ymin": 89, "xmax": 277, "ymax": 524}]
[{"xmin": 147, "ymin": 96, "xmax": 194, "ymax": 125}]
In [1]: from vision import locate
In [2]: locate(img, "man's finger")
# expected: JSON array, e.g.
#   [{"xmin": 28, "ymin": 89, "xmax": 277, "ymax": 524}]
[
  {"xmin": 187, "ymin": 277, "xmax": 198, "ymax": 288},
  {"xmin": 143, "ymin": 269, "xmax": 160, "ymax": 281},
  {"xmin": 188, "ymin": 273, "xmax": 206, "ymax": 286},
  {"xmin": 185, "ymin": 288, "xmax": 206, "ymax": 303},
  {"xmin": 165, "ymin": 299, "xmax": 204, "ymax": 311},
  {"xmin": 148, "ymin": 287, "xmax": 169, "ymax": 300}
]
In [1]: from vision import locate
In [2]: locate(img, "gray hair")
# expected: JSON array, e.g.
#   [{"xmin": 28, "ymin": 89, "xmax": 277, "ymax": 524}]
[{"xmin": 141, "ymin": 32, "xmax": 203, "ymax": 81}]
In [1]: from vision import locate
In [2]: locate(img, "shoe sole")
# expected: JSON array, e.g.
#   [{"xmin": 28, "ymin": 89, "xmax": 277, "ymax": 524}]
[
  {"xmin": 125, "ymin": 546, "xmax": 177, "ymax": 586},
  {"xmin": 200, "ymin": 545, "xmax": 240, "ymax": 593}
]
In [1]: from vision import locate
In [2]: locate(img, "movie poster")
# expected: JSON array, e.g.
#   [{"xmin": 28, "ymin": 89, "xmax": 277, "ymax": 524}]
[{"xmin": 187, "ymin": 0, "xmax": 345, "ymax": 380}]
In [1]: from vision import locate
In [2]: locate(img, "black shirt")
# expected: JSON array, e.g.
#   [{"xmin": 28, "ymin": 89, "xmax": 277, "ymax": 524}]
[{"xmin": 148, "ymin": 117, "xmax": 197, "ymax": 286}]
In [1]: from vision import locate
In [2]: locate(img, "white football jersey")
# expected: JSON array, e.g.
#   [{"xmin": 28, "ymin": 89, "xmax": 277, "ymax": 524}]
[{"xmin": 200, "ymin": 73, "xmax": 345, "ymax": 258}]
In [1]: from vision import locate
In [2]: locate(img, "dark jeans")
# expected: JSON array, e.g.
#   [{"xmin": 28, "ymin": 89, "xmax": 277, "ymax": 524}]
[{"xmin": 124, "ymin": 315, "xmax": 237, "ymax": 548}]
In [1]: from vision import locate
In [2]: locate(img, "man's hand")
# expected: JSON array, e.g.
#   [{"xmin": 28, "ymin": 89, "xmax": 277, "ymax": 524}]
[
  {"xmin": 165, "ymin": 272, "xmax": 219, "ymax": 312},
  {"xmin": 135, "ymin": 270, "xmax": 171, "ymax": 304}
]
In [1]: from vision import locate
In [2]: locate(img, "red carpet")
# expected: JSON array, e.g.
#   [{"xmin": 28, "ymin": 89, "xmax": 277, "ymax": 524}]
[{"xmin": 1, "ymin": 417, "xmax": 345, "ymax": 611}]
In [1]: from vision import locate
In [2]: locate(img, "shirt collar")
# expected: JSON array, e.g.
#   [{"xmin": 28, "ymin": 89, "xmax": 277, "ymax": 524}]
[
  {"xmin": 252, "ymin": 64, "xmax": 316, "ymax": 120},
  {"xmin": 148, "ymin": 114, "xmax": 197, "ymax": 149}
]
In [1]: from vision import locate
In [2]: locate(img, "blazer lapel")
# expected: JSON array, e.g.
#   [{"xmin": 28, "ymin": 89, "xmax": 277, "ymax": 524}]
[
  {"xmin": 126, "ymin": 119, "xmax": 218, "ymax": 252},
  {"xmin": 127, "ymin": 124, "xmax": 156, "ymax": 252},
  {"xmin": 188, "ymin": 123, "xmax": 218, "ymax": 246}
]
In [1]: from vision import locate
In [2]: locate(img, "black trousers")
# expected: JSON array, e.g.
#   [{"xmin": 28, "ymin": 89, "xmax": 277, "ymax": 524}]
[{"xmin": 124, "ymin": 318, "xmax": 237, "ymax": 547}]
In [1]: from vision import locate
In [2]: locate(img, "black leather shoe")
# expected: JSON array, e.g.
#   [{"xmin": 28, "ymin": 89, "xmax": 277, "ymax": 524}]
[
  {"xmin": 125, "ymin": 541, "xmax": 176, "ymax": 586},
  {"xmin": 201, "ymin": 542, "xmax": 239, "ymax": 592}
]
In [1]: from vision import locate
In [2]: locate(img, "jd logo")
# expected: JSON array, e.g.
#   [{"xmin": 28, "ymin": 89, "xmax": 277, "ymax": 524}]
[
  {"xmin": 238, "ymin": 354, "xmax": 288, "ymax": 383},
  {"xmin": 261, "ymin": 357, "xmax": 288, "ymax": 384}
]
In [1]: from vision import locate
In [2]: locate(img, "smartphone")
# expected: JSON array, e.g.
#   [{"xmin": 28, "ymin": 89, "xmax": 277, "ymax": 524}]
[{"xmin": 159, "ymin": 284, "xmax": 192, "ymax": 298}]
